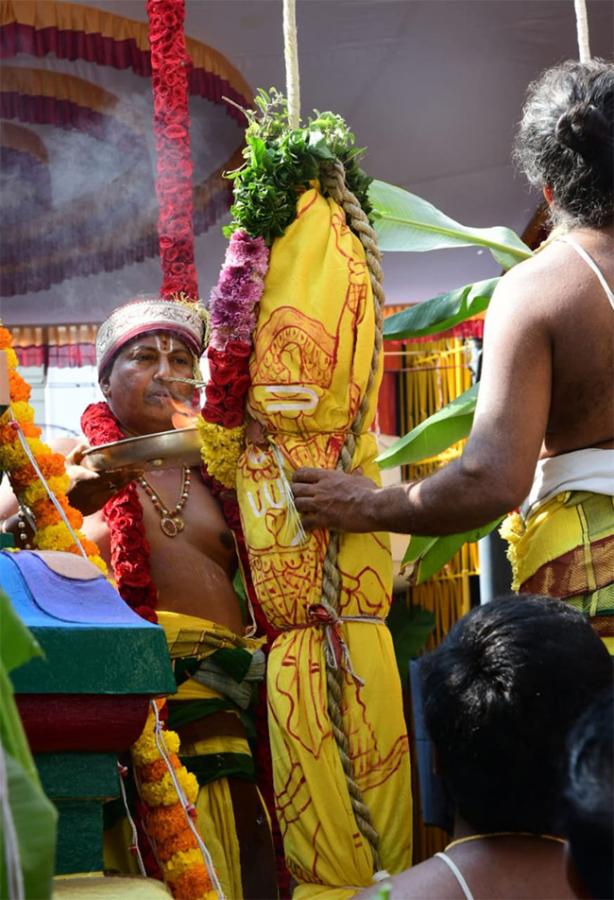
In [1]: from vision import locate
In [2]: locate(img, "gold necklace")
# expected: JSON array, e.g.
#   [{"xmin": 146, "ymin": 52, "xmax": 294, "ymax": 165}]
[
  {"xmin": 138, "ymin": 467, "xmax": 191, "ymax": 538},
  {"xmin": 445, "ymin": 832, "xmax": 566, "ymax": 852}
]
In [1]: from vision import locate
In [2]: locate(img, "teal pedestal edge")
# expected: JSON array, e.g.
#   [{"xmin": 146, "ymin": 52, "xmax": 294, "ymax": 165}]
[{"xmin": 37, "ymin": 752, "xmax": 119, "ymax": 875}]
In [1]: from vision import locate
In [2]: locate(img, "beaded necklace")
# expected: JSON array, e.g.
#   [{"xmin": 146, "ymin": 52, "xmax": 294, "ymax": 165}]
[{"xmin": 138, "ymin": 466, "xmax": 191, "ymax": 538}]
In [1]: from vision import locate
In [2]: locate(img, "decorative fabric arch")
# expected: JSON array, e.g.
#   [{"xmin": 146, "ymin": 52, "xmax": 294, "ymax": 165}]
[
  {"xmin": 0, "ymin": 2, "xmax": 251, "ymax": 297},
  {"xmin": 0, "ymin": 0, "xmax": 252, "ymax": 121}
]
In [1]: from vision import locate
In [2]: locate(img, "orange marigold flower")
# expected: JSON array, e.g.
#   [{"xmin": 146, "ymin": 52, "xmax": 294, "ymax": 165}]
[
  {"xmin": 72, "ymin": 537, "xmax": 101, "ymax": 558},
  {"xmin": 140, "ymin": 756, "xmax": 181, "ymax": 784},
  {"xmin": 8, "ymin": 369, "xmax": 31, "ymax": 403},
  {"xmin": 32, "ymin": 501, "xmax": 61, "ymax": 528},
  {"xmin": 11, "ymin": 453, "xmax": 65, "ymax": 490},
  {"xmin": 0, "ymin": 327, "xmax": 13, "ymax": 349},
  {"xmin": 157, "ymin": 829, "xmax": 198, "ymax": 863},
  {"xmin": 172, "ymin": 865, "xmax": 213, "ymax": 900},
  {"xmin": 145, "ymin": 804, "xmax": 186, "ymax": 843},
  {"xmin": 20, "ymin": 421, "xmax": 41, "ymax": 439}
]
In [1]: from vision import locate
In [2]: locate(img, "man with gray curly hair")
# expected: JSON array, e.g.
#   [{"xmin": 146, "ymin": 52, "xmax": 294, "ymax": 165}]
[{"xmin": 293, "ymin": 60, "xmax": 614, "ymax": 638}]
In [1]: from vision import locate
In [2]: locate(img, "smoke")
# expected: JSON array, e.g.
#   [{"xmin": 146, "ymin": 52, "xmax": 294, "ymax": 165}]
[{"xmin": 0, "ymin": 58, "xmax": 243, "ymax": 313}]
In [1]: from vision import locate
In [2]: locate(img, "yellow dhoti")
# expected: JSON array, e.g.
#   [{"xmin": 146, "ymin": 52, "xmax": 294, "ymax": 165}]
[
  {"xmin": 237, "ymin": 189, "xmax": 412, "ymax": 895},
  {"xmin": 501, "ymin": 491, "xmax": 614, "ymax": 652},
  {"xmin": 158, "ymin": 612, "xmax": 270, "ymax": 900}
]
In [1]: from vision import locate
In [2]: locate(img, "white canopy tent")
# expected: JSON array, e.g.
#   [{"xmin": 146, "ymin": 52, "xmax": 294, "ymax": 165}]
[{"xmin": 1, "ymin": 0, "xmax": 612, "ymax": 327}]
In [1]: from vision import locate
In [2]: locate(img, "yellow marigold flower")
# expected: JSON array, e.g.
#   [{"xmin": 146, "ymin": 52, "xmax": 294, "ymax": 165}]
[
  {"xmin": 177, "ymin": 767, "xmax": 199, "ymax": 804},
  {"xmin": 163, "ymin": 848, "xmax": 204, "ymax": 882},
  {"xmin": 139, "ymin": 776, "xmax": 178, "ymax": 807},
  {"xmin": 22, "ymin": 474, "xmax": 70, "ymax": 507},
  {"xmin": 139, "ymin": 767, "xmax": 198, "ymax": 808},
  {"xmin": 34, "ymin": 523, "xmax": 75, "ymax": 552},
  {"xmin": 132, "ymin": 726, "xmax": 181, "ymax": 767},
  {"xmin": 132, "ymin": 733, "xmax": 160, "ymax": 767},
  {"xmin": 0, "ymin": 445, "xmax": 26, "ymax": 471},
  {"xmin": 4, "ymin": 348, "xmax": 18, "ymax": 369},
  {"xmin": 197, "ymin": 418, "xmax": 244, "ymax": 489},
  {"xmin": 10, "ymin": 401, "xmax": 35, "ymax": 423},
  {"xmin": 88, "ymin": 555, "xmax": 109, "ymax": 576}
]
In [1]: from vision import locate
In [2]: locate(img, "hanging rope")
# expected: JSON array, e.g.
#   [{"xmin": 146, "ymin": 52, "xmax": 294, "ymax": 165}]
[
  {"xmin": 319, "ymin": 159, "xmax": 386, "ymax": 874},
  {"xmin": 574, "ymin": 0, "xmax": 592, "ymax": 62},
  {"xmin": 283, "ymin": 0, "xmax": 301, "ymax": 128},
  {"xmin": 281, "ymin": 0, "xmax": 384, "ymax": 874}
]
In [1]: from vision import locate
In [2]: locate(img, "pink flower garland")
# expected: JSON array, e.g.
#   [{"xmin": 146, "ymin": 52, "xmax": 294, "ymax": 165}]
[
  {"xmin": 208, "ymin": 230, "xmax": 269, "ymax": 350},
  {"xmin": 201, "ymin": 230, "xmax": 269, "ymax": 429}
]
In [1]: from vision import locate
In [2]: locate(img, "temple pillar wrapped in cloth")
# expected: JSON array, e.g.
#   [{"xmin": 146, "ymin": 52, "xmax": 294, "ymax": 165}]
[{"xmin": 235, "ymin": 186, "xmax": 412, "ymax": 897}]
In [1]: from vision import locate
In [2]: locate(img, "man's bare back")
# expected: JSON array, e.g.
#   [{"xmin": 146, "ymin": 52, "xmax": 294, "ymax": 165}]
[
  {"xmin": 513, "ymin": 226, "xmax": 614, "ymax": 457},
  {"xmin": 290, "ymin": 224, "xmax": 614, "ymax": 536}
]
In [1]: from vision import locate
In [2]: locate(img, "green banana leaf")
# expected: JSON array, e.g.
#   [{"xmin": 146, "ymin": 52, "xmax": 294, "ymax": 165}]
[
  {"xmin": 377, "ymin": 383, "xmax": 478, "ymax": 469},
  {"xmin": 0, "ymin": 590, "xmax": 57, "ymax": 900},
  {"xmin": 1, "ymin": 753, "xmax": 57, "ymax": 900},
  {"xmin": 386, "ymin": 601, "xmax": 435, "ymax": 682},
  {"xmin": 402, "ymin": 518, "xmax": 504, "ymax": 585},
  {"xmin": 383, "ymin": 277, "xmax": 499, "ymax": 341},
  {"xmin": 369, "ymin": 180, "xmax": 532, "ymax": 270}
]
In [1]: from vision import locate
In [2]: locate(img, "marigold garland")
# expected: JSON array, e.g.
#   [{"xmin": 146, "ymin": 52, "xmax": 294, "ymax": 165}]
[
  {"xmin": 0, "ymin": 326, "xmax": 107, "ymax": 574},
  {"xmin": 131, "ymin": 701, "xmax": 217, "ymax": 900},
  {"xmin": 197, "ymin": 420, "xmax": 245, "ymax": 490}
]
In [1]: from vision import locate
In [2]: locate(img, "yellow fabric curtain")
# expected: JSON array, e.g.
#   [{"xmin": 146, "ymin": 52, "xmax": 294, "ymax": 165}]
[{"xmin": 382, "ymin": 330, "xmax": 481, "ymax": 861}]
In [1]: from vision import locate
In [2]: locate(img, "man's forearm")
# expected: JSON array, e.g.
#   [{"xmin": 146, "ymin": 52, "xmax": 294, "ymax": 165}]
[{"xmin": 366, "ymin": 458, "xmax": 517, "ymax": 535}]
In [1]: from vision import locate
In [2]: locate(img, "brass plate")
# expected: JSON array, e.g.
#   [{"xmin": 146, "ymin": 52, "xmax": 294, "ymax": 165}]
[{"xmin": 81, "ymin": 427, "xmax": 202, "ymax": 473}]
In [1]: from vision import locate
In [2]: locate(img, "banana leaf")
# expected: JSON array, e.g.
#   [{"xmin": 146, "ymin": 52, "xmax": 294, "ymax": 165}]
[
  {"xmin": 0, "ymin": 590, "xmax": 57, "ymax": 900},
  {"xmin": 402, "ymin": 518, "xmax": 504, "ymax": 584},
  {"xmin": 386, "ymin": 601, "xmax": 435, "ymax": 682},
  {"xmin": 369, "ymin": 180, "xmax": 532, "ymax": 270},
  {"xmin": 383, "ymin": 277, "xmax": 499, "ymax": 341},
  {"xmin": 377, "ymin": 383, "xmax": 478, "ymax": 469}
]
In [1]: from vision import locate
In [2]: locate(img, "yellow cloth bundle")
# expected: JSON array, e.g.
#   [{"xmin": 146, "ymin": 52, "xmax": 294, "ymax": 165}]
[{"xmin": 236, "ymin": 189, "xmax": 412, "ymax": 896}]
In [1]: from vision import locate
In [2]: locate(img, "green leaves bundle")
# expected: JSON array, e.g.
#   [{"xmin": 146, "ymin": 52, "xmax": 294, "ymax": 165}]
[{"xmin": 225, "ymin": 89, "xmax": 373, "ymax": 243}]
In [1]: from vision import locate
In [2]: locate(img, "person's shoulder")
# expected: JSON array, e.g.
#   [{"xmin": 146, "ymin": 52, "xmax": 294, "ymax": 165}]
[
  {"xmin": 494, "ymin": 242, "xmax": 570, "ymax": 306},
  {"xmin": 358, "ymin": 857, "xmax": 458, "ymax": 899}
]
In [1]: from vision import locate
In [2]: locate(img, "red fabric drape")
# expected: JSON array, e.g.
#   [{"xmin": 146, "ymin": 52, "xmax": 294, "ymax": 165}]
[{"xmin": 0, "ymin": 22, "xmax": 250, "ymax": 124}]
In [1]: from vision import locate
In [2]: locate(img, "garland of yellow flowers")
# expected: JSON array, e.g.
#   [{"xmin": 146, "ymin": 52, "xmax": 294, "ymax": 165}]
[
  {"xmin": 131, "ymin": 700, "xmax": 219, "ymax": 899},
  {"xmin": 0, "ymin": 326, "xmax": 106, "ymax": 572},
  {"xmin": 1, "ymin": 325, "xmax": 218, "ymax": 897}
]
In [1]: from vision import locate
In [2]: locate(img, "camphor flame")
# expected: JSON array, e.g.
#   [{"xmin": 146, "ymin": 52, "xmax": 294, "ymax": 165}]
[
  {"xmin": 156, "ymin": 376, "xmax": 202, "ymax": 430},
  {"xmin": 169, "ymin": 396, "xmax": 199, "ymax": 430}
]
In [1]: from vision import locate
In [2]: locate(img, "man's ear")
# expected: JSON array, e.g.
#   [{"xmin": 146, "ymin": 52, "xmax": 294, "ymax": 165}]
[
  {"xmin": 99, "ymin": 376, "xmax": 111, "ymax": 398},
  {"xmin": 543, "ymin": 185, "xmax": 554, "ymax": 206}
]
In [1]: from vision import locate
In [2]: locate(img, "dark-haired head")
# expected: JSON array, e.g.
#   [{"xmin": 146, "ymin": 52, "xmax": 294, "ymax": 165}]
[
  {"xmin": 563, "ymin": 688, "xmax": 613, "ymax": 900},
  {"xmin": 514, "ymin": 60, "xmax": 614, "ymax": 228},
  {"xmin": 422, "ymin": 595, "xmax": 612, "ymax": 835}
]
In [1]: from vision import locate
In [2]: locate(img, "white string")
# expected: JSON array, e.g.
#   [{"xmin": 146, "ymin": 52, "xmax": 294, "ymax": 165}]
[
  {"xmin": 283, "ymin": 0, "xmax": 301, "ymax": 128},
  {"xmin": 270, "ymin": 440, "xmax": 308, "ymax": 547},
  {"xmin": 574, "ymin": 0, "xmax": 591, "ymax": 62},
  {"xmin": 151, "ymin": 701, "xmax": 225, "ymax": 898},
  {"xmin": 116, "ymin": 761, "xmax": 147, "ymax": 877},
  {"xmin": 10, "ymin": 413, "xmax": 88, "ymax": 560},
  {"xmin": 0, "ymin": 742, "xmax": 25, "ymax": 900}
]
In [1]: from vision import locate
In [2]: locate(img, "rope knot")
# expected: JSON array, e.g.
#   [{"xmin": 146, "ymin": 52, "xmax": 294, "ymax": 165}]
[{"xmin": 308, "ymin": 603, "xmax": 364, "ymax": 685}]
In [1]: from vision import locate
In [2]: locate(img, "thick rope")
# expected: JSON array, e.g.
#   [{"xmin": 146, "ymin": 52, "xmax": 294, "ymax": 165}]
[
  {"xmin": 574, "ymin": 0, "xmax": 591, "ymax": 62},
  {"xmin": 283, "ymin": 0, "xmax": 301, "ymax": 128},
  {"xmin": 317, "ymin": 159, "xmax": 386, "ymax": 873}
]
